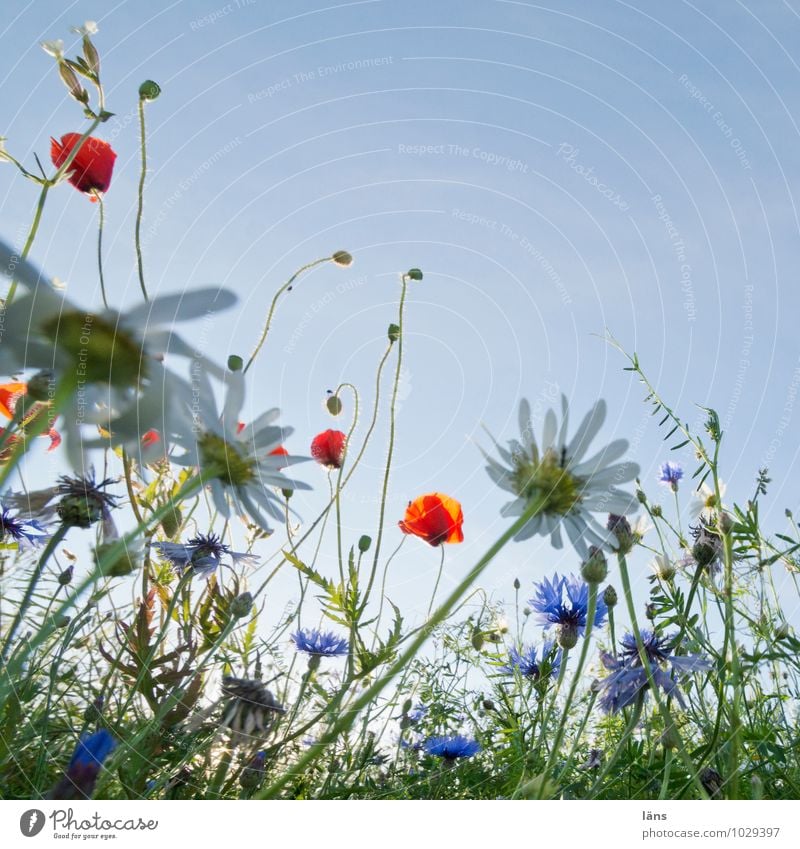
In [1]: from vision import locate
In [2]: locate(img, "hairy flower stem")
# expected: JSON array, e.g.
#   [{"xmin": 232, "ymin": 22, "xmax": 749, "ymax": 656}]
[
  {"xmin": 617, "ymin": 551, "xmax": 709, "ymax": 799},
  {"xmin": 256, "ymin": 492, "xmax": 549, "ymax": 799},
  {"xmin": 96, "ymin": 193, "xmax": 108, "ymax": 308},
  {"xmin": 538, "ymin": 583, "xmax": 598, "ymax": 796},
  {"xmin": 587, "ymin": 695, "xmax": 645, "ymax": 797},
  {"xmin": 359, "ymin": 274, "xmax": 408, "ymax": 614},
  {"xmin": 134, "ymin": 96, "xmax": 150, "ymax": 301},
  {"xmin": 0, "ymin": 526, "xmax": 68, "ymax": 660},
  {"xmin": 243, "ymin": 257, "xmax": 333, "ymax": 374},
  {"xmin": 3, "ymin": 117, "xmax": 102, "ymax": 308},
  {"xmin": 721, "ymin": 517, "xmax": 741, "ymax": 798},
  {"xmin": 426, "ymin": 546, "xmax": 446, "ymax": 619}
]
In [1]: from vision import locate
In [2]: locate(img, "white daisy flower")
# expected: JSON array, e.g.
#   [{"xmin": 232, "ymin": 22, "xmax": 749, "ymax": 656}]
[
  {"xmin": 0, "ymin": 242, "xmax": 236, "ymax": 469},
  {"xmin": 651, "ymin": 553, "xmax": 677, "ymax": 581},
  {"xmin": 689, "ymin": 480, "xmax": 726, "ymax": 522},
  {"xmin": 483, "ymin": 395, "xmax": 640, "ymax": 558},
  {"xmin": 71, "ymin": 21, "xmax": 98, "ymax": 36},
  {"xmin": 169, "ymin": 368, "xmax": 311, "ymax": 532},
  {"xmin": 40, "ymin": 39, "xmax": 65, "ymax": 59}
]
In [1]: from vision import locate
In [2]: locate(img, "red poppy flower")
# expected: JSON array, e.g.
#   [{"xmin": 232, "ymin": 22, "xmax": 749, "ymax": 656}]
[
  {"xmin": 50, "ymin": 133, "xmax": 117, "ymax": 198},
  {"xmin": 0, "ymin": 381, "xmax": 60, "ymax": 458},
  {"xmin": 141, "ymin": 429, "xmax": 161, "ymax": 448},
  {"xmin": 399, "ymin": 493, "xmax": 464, "ymax": 546},
  {"xmin": 311, "ymin": 429, "xmax": 346, "ymax": 469}
]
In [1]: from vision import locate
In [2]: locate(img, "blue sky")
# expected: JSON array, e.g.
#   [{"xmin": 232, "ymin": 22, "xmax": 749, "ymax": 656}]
[{"xmin": 3, "ymin": 0, "xmax": 800, "ymax": 631}]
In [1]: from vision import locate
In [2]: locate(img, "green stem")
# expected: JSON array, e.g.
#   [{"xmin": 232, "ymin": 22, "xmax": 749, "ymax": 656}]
[
  {"xmin": 617, "ymin": 551, "xmax": 709, "ymax": 799},
  {"xmin": 0, "ymin": 526, "xmax": 68, "ymax": 660},
  {"xmin": 135, "ymin": 97, "xmax": 150, "ymax": 302},
  {"xmin": 587, "ymin": 696, "xmax": 644, "ymax": 797},
  {"xmin": 243, "ymin": 257, "xmax": 333, "ymax": 374},
  {"xmin": 256, "ymin": 493, "xmax": 549, "ymax": 798},
  {"xmin": 96, "ymin": 193, "xmax": 108, "ymax": 308}
]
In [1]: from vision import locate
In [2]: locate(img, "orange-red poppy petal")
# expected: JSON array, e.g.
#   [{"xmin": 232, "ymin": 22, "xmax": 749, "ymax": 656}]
[{"xmin": 398, "ymin": 492, "xmax": 464, "ymax": 546}]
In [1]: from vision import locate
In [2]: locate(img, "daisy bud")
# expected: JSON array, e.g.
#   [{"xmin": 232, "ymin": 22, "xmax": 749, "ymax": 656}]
[
  {"xmin": 388, "ymin": 323, "xmax": 400, "ymax": 343},
  {"xmin": 139, "ymin": 80, "xmax": 161, "ymax": 101},
  {"xmin": 227, "ymin": 354, "xmax": 243, "ymax": 372},
  {"xmin": 231, "ymin": 592, "xmax": 254, "ymax": 619},
  {"xmin": 775, "ymin": 622, "xmax": 790, "ymax": 641},
  {"xmin": 653, "ymin": 554, "xmax": 676, "ymax": 581},
  {"xmin": 331, "ymin": 250, "xmax": 353, "ymax": 267},
  {"xmin": 580, "ymin": 546, "xmax": 608, "ymax": 584},
  {"xmin": 407, "ymin": 268, "xmax": 423, "ymax": 281},
  {"xmin": 603, "ymin": 585, "xmax": 618, "ymax": 608},
  {"xmin": 557, "ymin": 622, "xmax": 579, "ymax": 650},
  {"xmin": 358, "ymin": 534, "xmax": 372, "ymax": 553},
  {"xmin": 326, "ymin": 394, "xmax": 343, "ymax": 416},
  {"xmin": 26, "ymin": 370, "xmax": 55, "ymax": 402},
  {"xmin": 58, "ymin": 565, "xmax": 74, "ymax": 586}
]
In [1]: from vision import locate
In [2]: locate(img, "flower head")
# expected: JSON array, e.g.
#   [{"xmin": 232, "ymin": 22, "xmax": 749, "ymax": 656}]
[
  {"xmin": 220, "ymin": 677, "xmax": 285, "ymax": 742},
  {"xmin": 55, "ymin": 473, "xmax": 119, "ymax": 531},
  {"xmin": 50, "ymin": 729, "xmax": 116, "ymax": 799},
  {"xmin": 71, "ymin": 21, "xmax": 98, "ymax": 36},
  {"xmin": 690, "ymin": 480, "xmax": 727, "ymax": 522},
  {"xmin": 0, "ymin": 502, "xmax": 50, "ymax": 549},
  {"xmin": 398, "ymin": 492, "xmax": 464, "ymax": 546},
  {"xmin": 423, "ymin": 735, "xmax": 481, "ymax": 760},
  {"xmin": 170, "ymin": 369, "xmax": 310, "ymax": 532},
  {"xmin": 501, "ymin": 640, "xmax": 561, "ymax": 680},
  {"xmin": 483, "ymin": 396, "xmax": 639, "ymax": 557},
  {"xmin": 658, "ymin": 461, "xmax": 683, "ymax": 489},
  {"xmin": 51, "ymin": 133, "xmax": 116, "ymax": 197},
  {"xmin": 311, "ymin": 429, "xmax": 346, "ymax": 469},
  {"xmin": 153, "ymin": 532, "xmax": 258, "ymax": 578},
  {"xmin": 291, "ymin": 627, "xmax": 349, "ymax": 657},
  {"xmin": 598, "ymin": 629, "xmax": 711, "ymax": 713},
  {"xmin": 41, "ymin": 39, "xmax": 65, "ymax": 59},
  {"xmin": 529, "ymin": 573, "xmax": 608, "ymax": 637}
]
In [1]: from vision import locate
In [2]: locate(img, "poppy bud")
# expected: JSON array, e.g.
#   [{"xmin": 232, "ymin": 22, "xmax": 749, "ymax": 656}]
[
  {"xmin": 231, "ymin": 592, "xmax": 254, "ymax": 619},
  {"xmin": 388, "ymin": 323, "xmax": 400, "ymax": 343},
  {"xmin": 26, "ymin": 370, "xmax": 55, "ymax": 402},
  {"xmin": 407, "ymin": 268, "xmax": 423, "ymax": 281},
  {"xmin": 227, "ymin": 354, "xmax": 243, "ymax": 372},
  {"xmin": 281, "ymin": 488, "xmax": 293, "ymax": 500},
  {"xmin": 326, "ymin": 394, "xmax": 343, "ymax": 416},
  {"xmin": 58, "ymin": 565, "xmax": 74, "ymax": 586},
  {"xmin": 139, "ymin": 80, "xmax": 161, "ymax": 101},
  {"xmin": 358, "ymin": 534, "xmax": 371, "ymax": 553},
  {"xmin": 331, "ymin": 250, "xmax": 353, "ymax": 267},
  {"xmin": 603, "ymin": 585, "xmax": 618, "ymax": 608},
  {"xmin": 401, "ymin": 699, "xmax": 413, "ymax": 715},
  {"xmin": 580, "ymin": 546, "xmax": 607, "ymax": 584},
  {"xmin": 513, "ymin": 577, "xmax": 521, "ymax": 590}
]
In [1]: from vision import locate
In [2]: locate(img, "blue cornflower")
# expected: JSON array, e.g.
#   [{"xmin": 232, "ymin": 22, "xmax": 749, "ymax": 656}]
[
  {"xmin": 50, "ymin": 729, "xmax": 116, "ymax": 799},
  {"xmin": 598, "ymin": 629, "xmax": 711, "ymax": 714},
  {"xmin": 658, "ymin": 462, "xmax": 683, "ymax": 489},
  {"xmin": 0, "ymin": 504, "xmax": 50, "ymax": 549},
  {"xmin": 529, "ymin": 573, "xmax": 608, "ymax": 641},
  {"xmin": 501, "ymin": 640, "xmax": 562, "ymax": 680},
  {"xmin": 153, "ymin": 532, "xmax": 258, "ymax": 578},
  {"xmin": 291, "ymin": 628, "xmax": 350, "ymax": 657},
  {"xmin": 423, "ymin": 735, "xmax": 481, "ymax": 760},
  {"xmin": 407, "ymin": 703, "xmax": 428, "ymax": 723}
]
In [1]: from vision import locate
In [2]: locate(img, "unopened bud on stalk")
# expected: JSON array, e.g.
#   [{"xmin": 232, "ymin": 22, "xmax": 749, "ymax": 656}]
[
  {"xmin": 58, "ymin": 61, "xmax": 87, "ymax": 102},
  {"xmin": 580, "ymin": 546, "xmax": 608, "ymax": 584},
  {"xmin": 513, "ymin": 577, "xmax": 521, "ymax": 590},
  {"xmin": 775, "ymin": 622, "xmax": 791, "ymax": 641},
  {"xmin": 557, "ymin": 622, "xmax": 578, "ymax": 650},
  {"xmin": 58, "ymin": 565, "xmax": 74, "ymax": 586},
  {"xmin": 138, "ymin": 80, "xmax": 161, "ymax": 101},
  {"xmin": 326, "ymin": 394, "xmax": 343, "ymax": 416},
  {"xmin": 231, "ymin": 592, "xmax": 253, "ymax": 619},
  {"xmin": 358, "ymin": 534, "xmax": 372, "ymax": 553},
  {"xmin": 406, "ymin": 268, "xmax": 423, "ymax": 281},
  {"xmin": 331, "ymin": 250, "xmax": 353, "ymax": 267},
  {"xmin": 603, "ymin": 585, "xmax": 618, "ymax": 608},
  {"xmin": 227, "ymin": 355, "xmax": 243, "ymax": 372}
]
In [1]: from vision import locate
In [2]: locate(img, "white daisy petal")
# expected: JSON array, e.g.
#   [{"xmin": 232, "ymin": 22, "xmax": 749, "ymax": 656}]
[
  {"xmin": 542, "ymin": 408, "xmax": 557, "ymax": 453},
  {"xmin": 566, "ymin": 399, "xmax": 606, "ymax": 464},
  {"xmin": 571, "ymin": 439, "xmax": 630, "ymax": 477}
]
